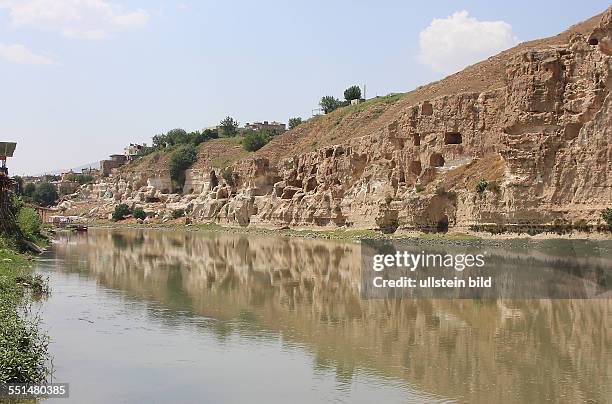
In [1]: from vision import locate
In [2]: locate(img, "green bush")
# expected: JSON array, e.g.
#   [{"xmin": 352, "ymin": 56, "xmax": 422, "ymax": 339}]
[
  {"xmin": 112, "ymin": 204, "xmax": 131, "ymax": 221},
  {"xmin": 415, "ymin": 183, "xmax": 424, "ymax": 193},
  {"xmin": 243, "ymin": 130, "xmax": 269, "ymax": 152},
  {"xmin": 132, "ymin": 207, "xmax": 146, "ymax": 220},
  {"xmin": 320, "ymin": 96, "xmax": 342, "ymax": 114},
  {"xmin": 221, "ymin": 167, "xmax": 235, "ymax": 186},
  {"xmin": 219, "ymin": 116, "xmax": 239, "ymax": 137},
  {"xmin": 169, "ymin": 144, "xmax": 198, "ymax": 188},
  {"xmin": 288, "ymin": 117, "xmax": 302, "ymax": 129},
  {"xmin": 435, "ymin": 185, "xmax": 446, "ymax": 196},
  {"xmin": 17, "ymin": 207, "xmax": 42, "ymax": 242},
  {"xmin": 476, "ymin": 179, "xmax": 488, "ymax": 194},
  {"xmin": 602, "ymin": 208, "xmax": 612, "ymax": 227},
  {"xmin": 344, "ymin": 85, "xmax": 362, "ymax": 101},
  {"xmin": 23, "ymin": 183, "xmax": 36, "ymax": 198},
  {"xmin": 172, "ymin": 209, "xmax": 185, "ymax": 219},
  {"xmin": 447, "ymin": 190, "xmax": 458, "ymax": 202},
  {"xmin": 32, "ymin": 183, "xmax": 58, "ymax": 207}
]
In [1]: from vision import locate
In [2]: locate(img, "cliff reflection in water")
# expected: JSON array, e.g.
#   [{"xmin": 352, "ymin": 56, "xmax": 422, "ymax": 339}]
[{"xmin": 52, "ymin": 228, "xmax": 611, "ymax": 403}]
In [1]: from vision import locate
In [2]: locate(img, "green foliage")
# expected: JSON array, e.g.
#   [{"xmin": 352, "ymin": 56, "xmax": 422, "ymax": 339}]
[
  {"xmin": 112, "ymin": 204, "xmax": 131, "ymax": 221},
  {"xmin": 288, "ymin": 117, "xmax": 302, "ymax": 130},
  {"xmin": 343, "ymin": 85, "xmax": 362, "ymax": 101},
  {"xmin": 132, "ymin": 207, "xmax": 146, "ymax": 220},
  {"xmin": 169, "ymin": 144, "xmax": 198, "ymax": 187},
  {"xmin": 320, "ymin": 96, "xmax": 342, "ymax": 114},
  {"xmin": 221, "ymin": 167, "xmax": 235, "ymax": 186},
  {"xmin": 435, "ymin": 185, "xmax": 446, "ymax": 196},
  {"xmin": 17, "ymin": 207, "xmax": 43, "ymax": 243},
  {"xmin": 415, "ymin": 183, "xmax": 424, "ymax": 193},
  {"xmin": 0, "ymin": 249, "xmax": 51, "ymax": 383},
  {"xmin": 32, "ymin": 183, "xmax": 58, "ymax": 207},
  {"xmin": 219, "ymin": 116, "xmax": 239, "ymax": 137},
  {"xmin": 447, "ymin": 190, "xmax": 457, "ymax": 202},
  {"xmin": 602, "ymin": 208, "xmax": 612, "ymax": 227},
  {"xmin": 476, "ymin": 178, "xmax": 488, "ymax": 194},
  {"xmin": 23, "ymin": 183, "xmax": 36, "ymax": 198},
  {"xmin": 385, "ymin": 195, "xmax": 393, "ymax": 205},
  {"xmin": 243, "ymin": 130, "xmax": 270, "ymax": 152},
  {"xmin": 172, "ymin": 209, "xmax": 185, "ymax": 219},
  {"xmin": 63, "ymin": 173, "xmax": 94, "ymax": 185},
  {"xmin": 151, "ymin": 128, "xmax": 218, "ymax": 151}
]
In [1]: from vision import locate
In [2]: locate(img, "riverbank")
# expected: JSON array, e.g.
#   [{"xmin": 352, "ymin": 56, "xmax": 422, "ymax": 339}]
[
  {"xmin": 88, "ymin": 219, "xmax": 612, "ymax": 243},
  {"xmin": 0, "ymin": 237, "xmax": 50, "ymax": 384}
]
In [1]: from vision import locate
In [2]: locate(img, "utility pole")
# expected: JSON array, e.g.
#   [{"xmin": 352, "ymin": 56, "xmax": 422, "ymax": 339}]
[{"xmin": 363, "ymin": 84, "xmax": 366, "ymax": 100}]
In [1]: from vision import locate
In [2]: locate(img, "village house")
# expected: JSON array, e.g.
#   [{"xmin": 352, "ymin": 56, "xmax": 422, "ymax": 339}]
[
  {"xmin": 244, "ymin": 121, "xmax": 286, "ymax": 133},
  {"xmin": 100, "ymin": 154, "xmax": 127, "ymax": 177},
  {"xmin": 124, "ymin": 143, "xmax": 146, "ymax": 161}
]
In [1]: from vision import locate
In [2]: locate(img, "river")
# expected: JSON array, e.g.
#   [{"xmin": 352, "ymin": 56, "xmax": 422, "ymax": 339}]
[{"xmin": 36, "ymin": 228, "xmax": 611, "ymax": 403}]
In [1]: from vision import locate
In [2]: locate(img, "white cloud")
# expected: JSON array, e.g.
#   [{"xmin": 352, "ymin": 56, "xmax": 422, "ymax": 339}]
[
  {"xmin": 418, "ymin": 10, "xmax": 519, "ymax": 74},
  {"xmin": 0, "ymin": 0, "xmax": 149, "ymax": 40},
  {"xmin": 0, "ymin": 43, "xmax": 56, "ymax": 65}
]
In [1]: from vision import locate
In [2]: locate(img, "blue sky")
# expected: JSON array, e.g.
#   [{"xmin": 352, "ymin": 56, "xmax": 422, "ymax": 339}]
[{"xmin": 1, "ymin": 0, "xmax": 609, "ymax": 175}]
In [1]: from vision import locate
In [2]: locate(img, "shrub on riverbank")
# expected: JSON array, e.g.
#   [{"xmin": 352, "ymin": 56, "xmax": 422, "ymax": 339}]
[
  {"xmin": 0, "ymin": 247, "xmax": 50, "ymax": 383},
  {"xmin": 133, "ymin": 207, "xmax": 146, "ymax": 220},
  {"xmin": 603, "ymin": 208, "xmax": 612, "ymax": 227},
  {"xmin": 112, "ymin": 204, "xmax": 131, "ymax": 221}
]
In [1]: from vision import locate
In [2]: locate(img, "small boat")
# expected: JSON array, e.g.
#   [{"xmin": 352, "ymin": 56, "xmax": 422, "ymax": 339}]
[{"xmin": 66, "ymin": 223, "xmax": 88, "ymax": 232}]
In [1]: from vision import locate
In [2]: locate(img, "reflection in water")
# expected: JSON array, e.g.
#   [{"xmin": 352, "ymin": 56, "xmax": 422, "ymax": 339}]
[{"xmin": 47, "ymin": 229, "xmax": 611, "ymax": 403}]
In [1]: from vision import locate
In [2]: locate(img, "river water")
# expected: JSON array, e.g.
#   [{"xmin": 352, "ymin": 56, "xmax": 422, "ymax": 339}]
[{"xmin": 36, "ymin": 228, "xmax": 611, "ymax": 403}]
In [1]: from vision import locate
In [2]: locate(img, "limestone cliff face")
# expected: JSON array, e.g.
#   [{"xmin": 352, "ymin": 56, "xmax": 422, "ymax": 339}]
[{"xmin": 73, "ymin": 10, "xmax": 611, "ymax": 232}]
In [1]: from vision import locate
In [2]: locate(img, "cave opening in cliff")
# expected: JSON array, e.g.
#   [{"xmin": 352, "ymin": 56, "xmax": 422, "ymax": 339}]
[
  {"xmin": 409, "ymin": 161, "xmax": 422, "ymax": 175},
  {"xmin": 421, "ymin": 101, "xmax": 433, "ymax": 116},
  {"xmin": 429, "ymin": 153, "xmax": 445, "ymax": 167},
  {"xmin": 436, "ymin": 215, "xmax": 449, "ymax": 232},
  {"xmin": 589, "ymin": 37, "xmax": 599, "ymax": 45},
  {"xmin": 412, "ymin": 133, "xmax": 421, "ymax": 146},
  {"xmin": 210, "ymin": 171, "xmax": 219, "ymax": 189},
  {"xmin": 444, "ymin": 132, "xmax": 462, "ymax": 144}
]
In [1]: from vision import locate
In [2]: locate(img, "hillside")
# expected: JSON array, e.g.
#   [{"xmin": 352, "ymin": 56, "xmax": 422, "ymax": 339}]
[
  {"xmin": 252, "ymin": 10, "xmax": 605, "ymax": 165},
  {"xmin": 70, "ymin": 7, "xmax": 611, "ymax": 234}
]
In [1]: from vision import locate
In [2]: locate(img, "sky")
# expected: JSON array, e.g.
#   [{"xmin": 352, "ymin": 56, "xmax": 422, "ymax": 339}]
[{"xmin": 0, "ymin": 0, "xmax": 609, "ymax": 175}]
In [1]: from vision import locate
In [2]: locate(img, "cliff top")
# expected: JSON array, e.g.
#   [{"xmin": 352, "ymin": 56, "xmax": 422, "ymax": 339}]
[{"xmin": 251, "ymin": 8, "xmax": 608, "ymax": 166}]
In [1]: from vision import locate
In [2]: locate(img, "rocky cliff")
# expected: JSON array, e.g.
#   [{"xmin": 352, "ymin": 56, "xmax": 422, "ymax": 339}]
[{"xmin": 67, "ymin": 9, "xmax": 612, "ymax": 234}]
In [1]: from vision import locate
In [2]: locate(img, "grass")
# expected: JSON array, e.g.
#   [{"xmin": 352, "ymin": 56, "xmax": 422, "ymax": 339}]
[
  {"xmin": 0, "ymin": 243, "xmax": 50, "ymax": 383},
  {"xmin": 95, "ymin": 221, "xmax": 486, "ymax": 242},
  {"xmin": 417, "ymin": 232, "xmax": 482, "ymax": 241}
]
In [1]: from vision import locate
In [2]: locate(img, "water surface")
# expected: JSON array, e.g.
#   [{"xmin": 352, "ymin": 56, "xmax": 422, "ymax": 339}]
[{"xmin": 37, "ymin": 228, "xmax": 611, "ymax": 403}]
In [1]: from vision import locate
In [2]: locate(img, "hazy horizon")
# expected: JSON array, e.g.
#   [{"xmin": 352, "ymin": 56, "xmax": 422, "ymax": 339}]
[{"xmin": 1, "ymin": 0, "xmax": 609, "ymax": 175}]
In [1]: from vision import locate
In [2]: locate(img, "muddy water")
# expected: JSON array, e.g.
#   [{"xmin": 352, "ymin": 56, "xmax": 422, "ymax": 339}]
[{"xmin": 37, "ymin": 228, "xmax": 611, "ymax": 403}]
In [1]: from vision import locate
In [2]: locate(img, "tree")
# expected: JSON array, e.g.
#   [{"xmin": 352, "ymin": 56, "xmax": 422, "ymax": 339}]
[
  {"xmin": 165, "ymin": 128, "xmax": 189, "ymax": 146},
  {"xmin": 23, "ymin": 183, "xmax": 36, "ymax": 198},
  {"xmin": 32, "ymin": 182, "xmax": 58, "ymax": 207},
  {"xmin": 169, "ymin": 144, "xmax": 198, "ymax": 189},
  {"xmin": 320, "ymin": 96, "xmax": 342, "ymax": 114},
  {"xmin": 152, "ymin": 133, "xmax": 168, "ymax": 148},
  {"xmin": 343, "ymin": 85, "xmax": 361, "ymax": 101},
  {"xmin": 243, "ymin": 130, "xmax": 269, "ymax": 152},
  {"xmin": 219, "ymin": 116, "xmax": 239, "ymax": 137},
  {"xmin": 288, "ymin": 117, "xmax": 302, "ymax": 130}
]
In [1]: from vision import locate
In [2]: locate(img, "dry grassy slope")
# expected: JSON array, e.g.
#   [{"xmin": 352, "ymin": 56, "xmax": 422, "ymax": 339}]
[
  {"xmin": 248, "ymin": 11, "xmax": 605, "ymax": 167},
  {"xmin": 119, "ymin": 138, "xmax": 253, "ymax": 175}
]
